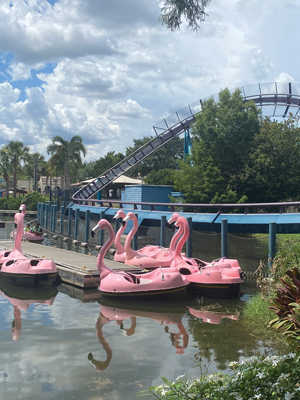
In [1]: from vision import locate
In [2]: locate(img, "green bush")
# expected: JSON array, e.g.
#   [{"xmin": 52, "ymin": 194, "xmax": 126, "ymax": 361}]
[
  {"xmin": 269, "ymin": 267, "xmax": 300, "ymax": 360},
  {"xmin": 0, "ymin": 192, "xmax": 49, "ymax": 211},
  {"xmin": 0, "ymin": 197, "xmax": 22, "ymax": 210},
  {"xmin": 21, "ymin": 192, "xmax": 49, "ymax": 211},
  {"xmin": 148, "ymin": 353, "xmax": 300, "ymax": 399}
]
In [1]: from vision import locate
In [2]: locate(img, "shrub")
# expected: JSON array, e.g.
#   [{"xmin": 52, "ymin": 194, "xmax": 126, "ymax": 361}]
[
  {"xmin": 269, "ymin": 267, "xmax": 300, "ymax": 360},
  {"xmin": 148, "ymin": 353, "xmax": 300, "ymax": 399},
  {"xmin": 21, "ymin": 191, "xmax": 49, "ymax": 211}
]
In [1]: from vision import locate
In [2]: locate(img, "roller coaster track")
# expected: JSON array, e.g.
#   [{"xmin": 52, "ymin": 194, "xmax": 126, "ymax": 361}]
[{"xmin": 73, "ymin": 82, "xmax": 300, "ymax": 203}]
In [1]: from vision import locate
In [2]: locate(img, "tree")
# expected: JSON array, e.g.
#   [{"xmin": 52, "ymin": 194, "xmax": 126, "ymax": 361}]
[
  {"xmin": 245, "ymin": 115, "xmax": 300, "ymax": 203},
  {"xmin": 159, "ymin": 0, "xmax": 211, "ymax": 31},
  {"xmin": 0, "ymin": 148, "xmax": 11, "ymax": 198},
  {"xmin": 125, "ymin": 136, "xmax": 184, "ymax": 178},
  {"xmin": 47, "ymin": 135, "xmax": 87, "ymax": 190},
  {"xmin": 23, "ymin": 153, "xmax": 47, "ymax": 191},
  {"xmin": 175, "ymin": 88, "xmax": 260, "ymax": 203},
  {"xmin": 3, "ymin": 141, "xmax": 30, "ymax": 198}
]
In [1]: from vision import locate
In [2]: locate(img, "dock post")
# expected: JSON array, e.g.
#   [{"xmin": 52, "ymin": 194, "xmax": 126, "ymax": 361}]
[
  {"xmin": 99, "ymin": 210, "xmax": 105, "ymax": 245},
  {"xmin": 74, "ymin": 208, "xmax": 80, "ymax": 240},
  {"xmin": 68, "ymin": 208, "xmax": 72, "ymax": 237},
  {"xmin": 53, "ymin": 205, "xmax": 57, "ymax": 232},
  {"xmin": 50, "ymin": 205, "xmax": 54, "ymax": 232},
  {"xmin": 45, "ymin": 202, "xmax": 50, "ymax": 230},
  {"xmin": 85, "ymin": 209, "xmax": 90, "ymax": 243},
  {"xmin": 221, "ymin": 219, "xmax": 228, "ymax": 258},
  {"xmin": 186, "ymin": 217, "xmax": 193, "ymax": 258},
  {"xmin": 60, "ymin": 206, "xmax": 64, "ymax": 235},
  {"xmin": 160, "ymin": 215, "xmax": 166, "ymax": 248},
  {"xmin": 268, "ymin": 222, "xmax": 276, "ymax": 269},
  {"xmin": 133, "ymin": 213, "xmax": 138, "ymax": 250},
  {"xmin": 114, "ymin": 216, "xmax": 119, "ymax": 236},
  {"xmin": 40, "ymin": 203, "xmax": 45, "ymax": 228}
]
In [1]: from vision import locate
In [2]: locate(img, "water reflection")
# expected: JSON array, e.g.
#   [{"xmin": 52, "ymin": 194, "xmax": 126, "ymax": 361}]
[
  {"xmin": 88, "ymin": 300, "xmax": 190, "ymax": 373},
  {"xmin": 0, "ymin": 279, "xmax": 57, "ymax": 341}
]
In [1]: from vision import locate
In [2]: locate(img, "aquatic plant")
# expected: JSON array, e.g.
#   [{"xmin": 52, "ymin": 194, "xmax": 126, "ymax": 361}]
[
  {"xmin": 146, "ymin": 353, "xmax": 300, "ymax": 399},
  {"xmin": 269, "ymin": 267, "xmax": 300, "ymax": 360}
]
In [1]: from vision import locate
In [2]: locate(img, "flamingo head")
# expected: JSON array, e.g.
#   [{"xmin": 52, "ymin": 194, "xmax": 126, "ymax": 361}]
[
  {"xmin": 167, "ymin": 213, "xmax": 181, "ymax": 230},
  {"xmin": 113, "ymin": 209, "xmax": 126, "ymax": 221},
  {"xmin": 19, "ymin": 204, "xmax": 26, "ymax": 214},
  {"xmin": 123, "ymin": 212, "xmax": 135, "ymax": 224},
  {"xmin": 91, "ymin": 219, "xmax": 110, "ymax": 238}
]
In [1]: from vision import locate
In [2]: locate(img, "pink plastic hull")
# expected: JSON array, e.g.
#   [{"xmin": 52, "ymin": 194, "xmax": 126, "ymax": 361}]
[{"xmin": 0, "ymin": 258, "xmax": 58, "ymax": 287}]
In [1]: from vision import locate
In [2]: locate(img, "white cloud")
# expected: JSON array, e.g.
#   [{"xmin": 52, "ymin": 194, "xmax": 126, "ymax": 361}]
[{"xmin": 0, "ymin": 0, "xmax": 298, "ymax": 162}]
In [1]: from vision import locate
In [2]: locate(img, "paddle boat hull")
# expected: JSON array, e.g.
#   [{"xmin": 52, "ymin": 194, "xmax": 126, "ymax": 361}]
[
  {"xmin": 10, "ymin": 230, "xmax": 45, "ymax": 242},
  {"xmin": 185, "ymin": 265, "xmax": 242, "ymax": 298},
  {"xmin": 0, "ymin": 258, "xmax": 58, "ymax": 287},
  {"xmin": 99, "ymin": 269, "xmax": 189, "ymax": 301}
]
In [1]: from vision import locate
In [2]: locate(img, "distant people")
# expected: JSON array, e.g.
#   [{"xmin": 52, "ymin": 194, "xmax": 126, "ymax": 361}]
[
  {"xmin": 32, "ymin": 222, "xmax": 43, "ymax": 237},
  {"xmin": 24, "ymin": 223, "xmax": 30, "ymax": 232}
]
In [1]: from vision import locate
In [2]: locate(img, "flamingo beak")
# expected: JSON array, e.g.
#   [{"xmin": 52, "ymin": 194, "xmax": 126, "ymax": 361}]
[
  {"xmin": 123, "ymin": 216, "xmax": 130, "ymax": 223},
  {"xmin": 113, "ymin": 213, "xmax": 120, "ymax": 220},
  {"xmin": 91, "ymin": 224, "xmax": 101, "ymax": 238}
]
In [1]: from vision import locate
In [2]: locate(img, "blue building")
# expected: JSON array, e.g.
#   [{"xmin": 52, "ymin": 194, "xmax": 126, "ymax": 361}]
[{"xmin": 121, "ymin": 184, "xmax": 173, "ymax": 211}]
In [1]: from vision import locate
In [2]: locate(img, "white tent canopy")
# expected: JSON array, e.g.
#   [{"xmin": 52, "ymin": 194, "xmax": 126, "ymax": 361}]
[{"xmin": 72, "ymin": 175, "xmax": 143, "ymax": 187}]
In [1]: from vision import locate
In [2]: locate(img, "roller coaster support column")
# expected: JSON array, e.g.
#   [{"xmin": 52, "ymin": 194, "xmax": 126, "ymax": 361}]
[
  {"xmin": 160, "ymin": 215, "xmax": 166, "ymax": 248},
  {"xmin": 269, "ymin": 222, "xmax": 276, "ymax": 269},
  {"xmin": 186, "ymin": 217, "xmax": 193, "ymax": 258},
  {"xmin": 221, "ymin": 219, "xmax": 228, "ymax": 258}
]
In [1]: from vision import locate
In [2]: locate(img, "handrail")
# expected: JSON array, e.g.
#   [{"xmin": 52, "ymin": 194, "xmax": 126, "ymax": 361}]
[{"xmin": 71, "ymin": 198, "xmax": 300, "ymax": 214}]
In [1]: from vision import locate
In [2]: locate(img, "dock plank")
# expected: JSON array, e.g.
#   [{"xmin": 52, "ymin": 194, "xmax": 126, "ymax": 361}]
[{"xmin": 0, "ymin": 240, "xmax": 142, "ymax": 288}]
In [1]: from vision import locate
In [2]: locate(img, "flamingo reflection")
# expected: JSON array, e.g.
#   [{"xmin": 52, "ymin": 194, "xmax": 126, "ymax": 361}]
[
  {"xmin": 88, "ymin": 303, "xmax": 189, "ymax": 372},
  {"xmin": 0, "ymin": 281, "xmax": 57, "ymax": 340},
  {"xmin": 187, "ymin": 306, "xmax": 239, "ymax": 325}
]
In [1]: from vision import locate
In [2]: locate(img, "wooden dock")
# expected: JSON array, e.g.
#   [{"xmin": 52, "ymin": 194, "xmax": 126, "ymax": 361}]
[{"xmin": 0, "ymin": 240, "xmax": 141, "ymax": 288}]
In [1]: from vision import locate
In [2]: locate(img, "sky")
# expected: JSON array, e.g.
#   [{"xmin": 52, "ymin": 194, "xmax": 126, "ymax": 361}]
[{"xmin": 0, "ymin": 0, "xmax": 299, "ymax": 164}]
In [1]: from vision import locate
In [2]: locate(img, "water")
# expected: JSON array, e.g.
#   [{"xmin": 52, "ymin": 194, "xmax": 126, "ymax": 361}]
[
  {"xmin": 0, "ymin": 214, "xmax": 281, "ymax": 399},
  {"xmin": 0, "ymin": 281, "xmax": 279, "ymax": 400}
]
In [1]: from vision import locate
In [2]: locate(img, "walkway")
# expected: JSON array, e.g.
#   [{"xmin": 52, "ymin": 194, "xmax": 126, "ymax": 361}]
[{"xmin": 0, "ymin": 240, "xmax": 141, "ymax": 288}]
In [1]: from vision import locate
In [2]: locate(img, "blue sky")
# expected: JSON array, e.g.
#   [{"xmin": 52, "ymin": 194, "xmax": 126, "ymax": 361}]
[{"xmin": 0, "ymin": 0, "xmax": 299, "ymax": 162}]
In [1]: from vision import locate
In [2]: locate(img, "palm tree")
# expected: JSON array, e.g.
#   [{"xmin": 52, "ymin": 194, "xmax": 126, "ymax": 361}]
[
  {"xmin": 0, "ymin": 148, "xmax": 12, "ymax": 198},
  {"xmin": 3, "ymin": 141, "xmax": 30, "ymax": 198},
  {"xmin": 23, "ymin": 153, "xmax": 47, "ymax": 191},
  {"xmin": 47, "ymin": 135, "xmax": 87, "ymax": 190}
]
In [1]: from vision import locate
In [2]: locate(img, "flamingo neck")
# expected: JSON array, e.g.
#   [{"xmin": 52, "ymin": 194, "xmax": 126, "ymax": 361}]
[
  {"xmin": 13, "ymin": 213, "xmax": 24, "ymax": 254},
  {"xmin": 124, "ymin": 216, "xmax": 138, "ymax": 259},
  {"xmin": 97, "ymin": 223, "xmax": 114, "ymax": 279},
  {"xmin": 115, "ymin": 221, "xmax": 126, "ymax": 254},
  {"xmin": 169, "ymin": 224, "xmax": 184, "ymax": 258},
  {"xmin": 174, "ymin": 221, "xmax": 189, "ymax": 259}
]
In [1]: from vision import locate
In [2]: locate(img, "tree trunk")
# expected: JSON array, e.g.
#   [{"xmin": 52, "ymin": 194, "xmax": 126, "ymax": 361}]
[{"xmin": 13, "ymin": 163, "xmax": 17, "ymax": 198}]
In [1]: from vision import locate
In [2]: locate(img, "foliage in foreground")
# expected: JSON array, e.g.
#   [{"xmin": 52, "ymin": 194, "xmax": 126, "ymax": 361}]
[
  {"xmin": 269, "ymin": 267, "xmax": 300, "ymax": 360},
  {"xmin": 147, "ymin": 353, "xmax": 300, "ymax": 399}
]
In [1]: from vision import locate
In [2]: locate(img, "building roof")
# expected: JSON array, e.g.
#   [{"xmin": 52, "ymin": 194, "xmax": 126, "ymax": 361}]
[{"xmin": 71, "ymin": 175, "xmax": 143, "ymax": 187}]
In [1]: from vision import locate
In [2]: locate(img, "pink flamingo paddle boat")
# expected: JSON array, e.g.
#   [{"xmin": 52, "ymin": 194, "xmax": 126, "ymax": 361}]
[
  {"xmin": 91, "ymin": 219, "xmax": 189, "ymax": 300},
  {"xmin": 169, "ymin": 215, "xmax": 243, "ymax": 298},
  {"xmin": 0, "ymin": 204, "xmax": 28, "ymax": 266},
  {"xmin": 10, "ymin": 204, "xmax": 45, "ymax": 242},
  {"xmin": 114, "ymin": 211, "xmax": 164, "ymax": 263},
  {"xmin": 122, "ymin": 212, "xmax": 202, "ymax": 270},
  {"xmin": 0, "ymin": 207, "xmax": 58, "ymax": 287}
]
